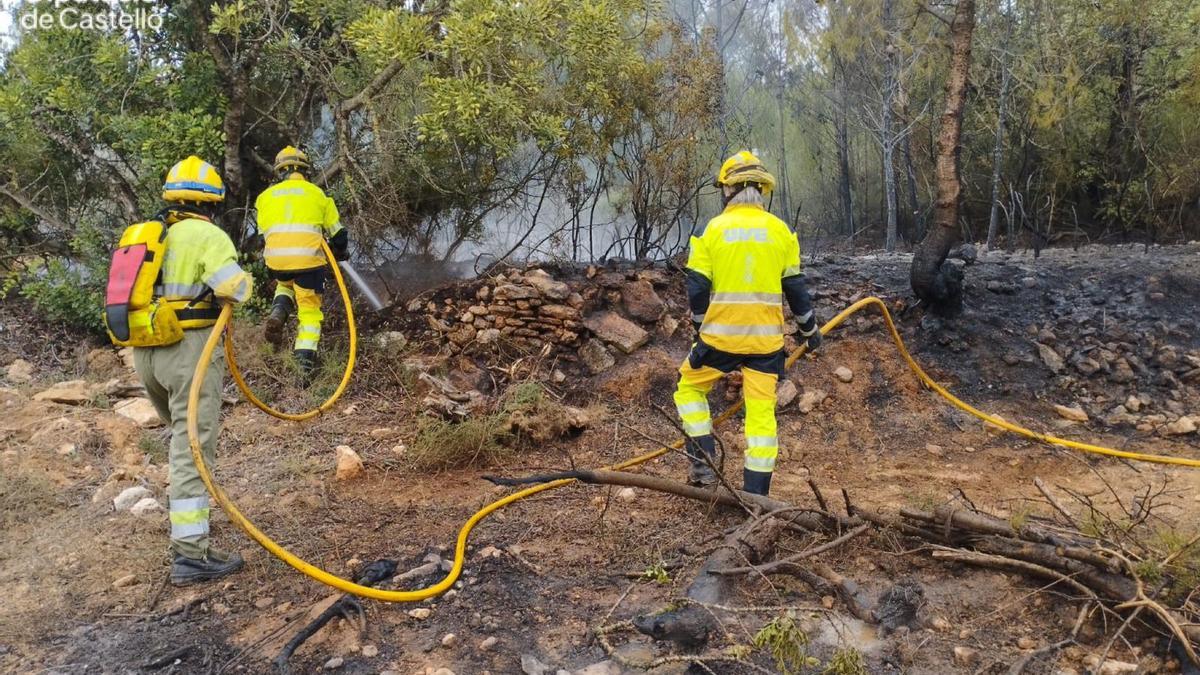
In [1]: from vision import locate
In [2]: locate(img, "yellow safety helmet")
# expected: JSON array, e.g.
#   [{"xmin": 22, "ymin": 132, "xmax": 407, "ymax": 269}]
[
  {"xmin": 162, "ymin": 156, "xmax": 225, "ymax": 203},
  {"xmin": 274, "ymin": 145, "xmax": 310, "ymax": 172},
  {"xmin": 715, "ymin": 150, "xmax": 776, "ymax": 195}
]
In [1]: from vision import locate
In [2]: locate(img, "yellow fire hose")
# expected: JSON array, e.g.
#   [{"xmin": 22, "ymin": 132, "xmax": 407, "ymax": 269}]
[{"xmin": 187, "ymin": 263, "xmax": 1200, "ymax": 601}]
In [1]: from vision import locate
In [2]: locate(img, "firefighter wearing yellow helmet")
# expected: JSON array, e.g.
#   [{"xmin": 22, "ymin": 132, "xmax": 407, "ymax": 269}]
[
  {"xmin": 254, "ymin": 145, "xmax": 349, "ymax": 379},
  {"xmin": 125, "ymin": 156, "xmax": 252, "ymax": 584},
  {"xmin": 672, "ymin": 150, "xmax": 821, "ymax": 497}
]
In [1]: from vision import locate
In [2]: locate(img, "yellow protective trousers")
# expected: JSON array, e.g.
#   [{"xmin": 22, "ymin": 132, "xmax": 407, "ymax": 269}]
[
  {"xmin": 673, "ymin": 342, "xmax": 784, "ymax": 474},
  {"xmin": 273, "ymin": 279, "xmax": 323, "ymax": 354}
]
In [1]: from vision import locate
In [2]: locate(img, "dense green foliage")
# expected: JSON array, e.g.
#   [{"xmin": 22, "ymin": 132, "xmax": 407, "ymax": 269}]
[{"xmin": 1, "ymin": 0, "xmax": 1197, "ymax": 331}]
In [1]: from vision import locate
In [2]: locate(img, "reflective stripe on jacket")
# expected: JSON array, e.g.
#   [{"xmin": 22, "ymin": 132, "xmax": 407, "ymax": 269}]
[
  {"xmin": 686, "ymin": 203, "xmax": 801, "ymax": 355},
  {"xmin": 155, "ymin": 218, "xmax": 252, "ymax": 329},
  {"xmin": 254, "ymin": 177, "xmax": 343, "ymax": 272}
]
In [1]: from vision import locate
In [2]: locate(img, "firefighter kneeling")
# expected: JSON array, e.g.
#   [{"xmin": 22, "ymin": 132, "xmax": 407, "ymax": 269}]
[{"xmin": 673, "ymin": 151, "xmax": 821, "ymax": 497}]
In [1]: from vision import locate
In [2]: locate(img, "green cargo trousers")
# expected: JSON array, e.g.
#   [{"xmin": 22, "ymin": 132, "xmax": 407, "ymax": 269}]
[{"xmin": 133, "ymin": 330, "xmax": 223, "ymax": 559}]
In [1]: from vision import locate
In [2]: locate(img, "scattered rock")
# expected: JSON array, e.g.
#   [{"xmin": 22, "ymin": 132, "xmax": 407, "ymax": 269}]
[
  {"xmin": 797, "ymin": 389, "xmax": 827, "ymax": 414},
  {"xmin": 479, "ymin": 636, "xmax": 498, "ymax": 651},
  {"xmin": 113, "ymin": 485, "xmax": 153, "ymax": 511},
  {"xmin": 1073, "ymin": 356, "xmax": 1102, "ymax": 376},
  {"xmin": 776, "ymin": 380, "xmax": 798, "ymax": 409},
  {"xmin": 112, "ymin": 574, "xmax": 138, "ymax": 589},
  {"xmin": 113, "ymin": 397, "xmax": 163, "ymax": 428},
  {"xmin": 369, "ymin": 427, "xmax": 397, "ymax": 440},
  {"xmin": 335, "ymin": 445, "xmax": 364, "ymax": 480},
  {"xmin": 33, "ymin": 380, "xmax": 93, "ymax": 404},
  {"xmin": 620, "ymin": 279, "xmax": 665, "ymax": 322},
  {"xmin": 477, "ymin": 328, "xmax": 501, "ymax": 345},
  {"xmin": 616, "ymin": 487, "xmax": 636, "ymax": 500},
  {"xmin": 524, "ymin": 270, "xmax": 571, "ymax": 300},
  {"xmin": 572, "ymin": 662, "xmax": 622, "ymax": 675},
  {"xmin": 931, "ymin": 616, "xmax": 952, "ymax": 632},
  {"xmin": 375, "ymin": 331, "xmax": 408, "ymax": 353},
  {"xmin": 583, "ymin": 312, "xmax": 649, "ymax": 354},
  {"xmin": 407, "ymin": 608, "xmax": 432, "ymax": 620},
  {"xmin": 323, "ymin": 656, "xmax": 343, "ymax": 670},
  {"xmin": 1016, "ymin": 636, "xmax": 1037, "ymax": 650},
  {"xmin": 1163, "ymin": 416, "xmax": 1197, "ymax": 436},
  {"xmin": 1096, "ymin": 660, "xmax": 1138, "ymax": 675},
  {"xmin": 1036, "ymin": 343, "xmax": 1064, "ymax": 374},
  {"xmin": 440, "ymin": 633, "xmax": 458, "ymax": 648},
  {"xmin": 130, "ymin": 497, "xmax": 164, "ymax": 517},
  {"xmin": 6, "ymin": 359, "xmax": 34, "ymax": 383},
  {"xmin": 361, "ymin": 644, "xmax": 378, "ymax": 658},
  {"xmin": 391, "ymin": 444, "xmax": 407, "ymax": 456},
  {"xmin": 834, "ymin": 366, "xmax": 854, "ymax": 383},
  {"xmin": 1110, "ymin": 358, "xmax": 1136, "ymax": 383},
  {"xmin": 1124, "ymin": 395, "xmax": 1143, "ymax": 413},
  {"xmin": 579, "ymin": 338, "xmax": 616, "ymax": 374},
  {"xmin": 522, "ymin": 654, "xmax": 553, "ymax": 675},
  {"xmin": 953, "ymin": 646, "xmax": 980, "ymax": 668},
  {"xmin": 658, "ymin": 314, "xmax": 679, "ymax": 338},
  {"xmin": 254, "ymin": 597, "xmax": 275, "ymax": 610},
  {"xmin": 925, "ymin": 444, "xmax": 944, "ymax": 457},
  {"xmin": 1053, "ymin": 404, "xmax": 1089, "ymax": 422},
  {"xmin": 985, "ymin": 414, "xmax": 1008, "ymax": 436}
]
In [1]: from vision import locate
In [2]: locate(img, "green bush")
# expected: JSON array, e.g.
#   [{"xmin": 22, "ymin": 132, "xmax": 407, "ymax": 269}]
[{"xmin": 19, "ymin": 259, "xmax": 104, "ymax": 334}]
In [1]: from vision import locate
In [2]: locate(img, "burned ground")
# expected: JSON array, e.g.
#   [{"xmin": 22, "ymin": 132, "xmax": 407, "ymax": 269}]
[{"xmin": 2, "ymin": 244, "xmax": 1199, "ymax": 674}]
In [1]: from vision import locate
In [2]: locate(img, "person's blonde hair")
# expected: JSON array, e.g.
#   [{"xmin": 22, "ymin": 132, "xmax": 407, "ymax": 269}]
[{"xmin": 727, "ymin": 185, "xmax": 764, "ymax": 206}]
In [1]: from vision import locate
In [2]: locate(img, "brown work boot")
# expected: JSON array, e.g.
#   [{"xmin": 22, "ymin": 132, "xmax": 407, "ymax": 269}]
[{"xmin": 263, "ymin": 296, "xmax": 293, "ymax": 350}]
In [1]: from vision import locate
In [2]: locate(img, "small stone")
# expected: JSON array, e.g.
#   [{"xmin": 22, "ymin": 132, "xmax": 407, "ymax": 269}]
[
  {"xmin": 477, "ymin": 545, "xmax": 502, "ymax": 559},
  {"xmin": 335, "ymin": 445, "xmax": 364, "ymax": 480},
  {"xmin": 931, "ymin": 616, "xmax": 951, "ymax": 631},
  {"xmin": 1098, "ymin": 661, "xmax": 1138, "ymax": 675},
  {"xmin": 797, "ymin": 389, "xmax": 827, "ymax": 414},
  {"xmin": 820, "ymin": 595, "xmax": 835, "ymax": 609},
  {"xmin": 113, "ymin": 485, "xmax": 153, "ymax": 511},
  {"xmin": 361, "ymin": 644, "xmax": 378, "ymax": 658},
  {"xmin": 834, "ymin": 366, "xmax": 853, "ymax": 383},
  {"xmin": 391, "ymin": 444, "xmax": 407, "ymax": 456},
  {"xmin": 254, "ymin": 597, "xmax": 275, "ymax": 609},
  {"xmin": 1053, "ymin": 404, "xmax": 1089, "ymax": 422},
  {"xmin": 522, "ymin": 654, "xmax": 553, "ymax": 675},
  {"xmin": 953, "ymin": 646, "xmax": 980, "ymax": 668},
  {"xmin": 5, "ymin": 359, "xmax": 34, "ymax": 383},
  {"xmin": 1124, "ymin": 395, "xmax": 1142, "ymax": 413},
  {"xmin": 775, "ymin": 380, "xmax": 798, "ymax": 409},
  {"xmin": 583, "ymin": 312, "xmax": 649, "ymax": 354},
  {"xmin": 477, "ymin": 328, "xmax": 501, "ymax": 345},
  {"xmin": 925, "ymin": 444, "xmax": 944, "ymax": 457},
  {"xmin": 616, "ymin": 487, "xmax": 636, "ymax": 500},
  {"xmin": 408, "ymin": 608, "xmax": 432, "ymax": 620},
  {"xmin": 1164, "ymin": 416, "xmax": 1197, "ymax": 436},
  {"xmin": 57, "ymin": 443, "xmax": 77, "ymax": 456},
  {"xmin": 375, "ymin": 331, "xmax": 408, "ymax": 352},
  {"xmin": 1110, "ymin": 358, "xmax": 1136, "ymax": 383},
  {"xmin": 441, "ymin": 633, "xmax": 457, "ymax": 648},
  {"xmin": 112, "ymin": 574, "xmax": 138, "ymax": 588},
  {"xmin": 480, "ymin": 636, "xmax": 498, "ymax": 651},
  {"xmin": 552, "ymin": 370, "xmax": 566, "ymax": 384},
  {"xmin": 323, "ymin": 656, "xmax": 343, "ymax": 670},
  {"xmin": 523, "ymin": 271, "xmax": 571, "ymax": 300},
  {"xmin": 985, "ymin": 414, "xmax": 1008, "ymax": 436},
  {"xmin": 130, "ymin": 497, "xmax": 164, "ymax": 517},
  {"xmin": 578, "ymin": 339, "xmax": 616, "ymax": 375},
  {"xmin": 113, "ymin": 397, "xmax": 163, "ymax": 428},
  {"xmin": 369, "ymin": 427, "xmax": 397, "ymax": 440},
  {"xmin": 1036, "ymin": 343, "xmax": 1064, "ymax": 373},
  {"xmin": 1017, "ymin": 636, "xmax": 1037, "ymax": 650}
]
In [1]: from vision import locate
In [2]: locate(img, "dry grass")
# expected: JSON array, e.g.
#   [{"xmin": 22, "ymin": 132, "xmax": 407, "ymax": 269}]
[{"xmin": 0, "ymin": 468, "xmax": 63, "ymax": 530}]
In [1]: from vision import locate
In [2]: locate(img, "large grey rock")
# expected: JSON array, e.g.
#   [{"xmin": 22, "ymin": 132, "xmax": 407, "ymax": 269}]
[
  {"xmin": 523, "ymin": 270, "xmax": 571, "ymax": 301},
  {"xmin": 130, "ymin": 497, "xmax": 165, "ymax": 517},
  {"xmin": 583, "ymin": 312, "xmax": 649, "ymax": 354}
]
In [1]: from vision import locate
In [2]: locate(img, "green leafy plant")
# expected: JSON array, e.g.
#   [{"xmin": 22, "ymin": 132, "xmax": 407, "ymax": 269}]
[
  {"xmin": 640, "ymin": 561, "xmax": 671, "ymax": 585},
  {"xmin": 824, "ymin": 647, "xmax": 868, "ymax": 675},
  {"xmin": 753, "ymin": 612, "xmax": 817, "ymax": 675}
]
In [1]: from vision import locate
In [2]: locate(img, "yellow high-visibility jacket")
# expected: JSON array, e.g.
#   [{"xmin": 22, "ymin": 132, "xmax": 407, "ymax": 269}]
[
  {"xmin": 254, "ymin": 176, "xmax": 343, "ymax": 272},
  {"xmin": 686, "ymin": 203, "xmax": 806, "ymax": 355},
  {"xmin": 158, "ymin": 217, "xmax": 253, "ymax": 329}
]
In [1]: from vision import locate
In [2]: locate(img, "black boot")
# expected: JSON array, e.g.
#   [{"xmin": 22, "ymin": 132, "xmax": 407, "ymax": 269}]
[
  {"xmin": 742, "ymin": 468, "xmax": 772, "ymax": 496},
  {"xmin": 264, "ymin": 295, "xmax": 295, "ymax": 350},
  {"xmin": 295, "ymin": 349, "xmax": 319, "ymax": 384},
  {"xmin": 685, "ymin": 435, "xmax": 718, "ymax": 487},
  {"xmin": 170, "ymin": 548, "xmax": 244, "ymax": 586}
]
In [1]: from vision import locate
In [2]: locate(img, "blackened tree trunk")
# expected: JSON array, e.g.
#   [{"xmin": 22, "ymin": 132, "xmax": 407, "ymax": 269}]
[{"xmin": 910, "ymin": 0, "xmax": 976, "ymax": 313}]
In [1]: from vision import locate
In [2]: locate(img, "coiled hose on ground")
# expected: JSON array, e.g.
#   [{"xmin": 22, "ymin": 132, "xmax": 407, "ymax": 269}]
[{"xmin": 188, "ymin": 257, "xmax": 1200, "ymax": 601}]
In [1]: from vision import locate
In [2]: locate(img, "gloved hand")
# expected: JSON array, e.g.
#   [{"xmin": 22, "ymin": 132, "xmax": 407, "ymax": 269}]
[
  {"xmin": 798, "ymin": 315, "xmax": 821, "ymax": 352},
  {"xmin": 333, "ymin": 245, "xmax": 350, "ymax": 262},
  {"xmin": 804, "ymin": 329, "xmax": 822, "ymax": 352},
  {"xmin": 329, "ymin": 230, "xmax": 350, "ymax": 261}
]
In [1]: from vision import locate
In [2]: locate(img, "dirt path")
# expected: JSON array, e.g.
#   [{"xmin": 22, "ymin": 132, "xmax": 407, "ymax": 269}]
[{"xmin": 2, "ymin": 244, "xmax": 1198, "ymax": 674}]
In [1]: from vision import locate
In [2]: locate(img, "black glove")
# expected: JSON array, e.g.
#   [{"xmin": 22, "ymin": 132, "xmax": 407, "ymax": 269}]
[
  {"xmin": 798, "ymin": 314, "xmax": 821, "ymax": 352},
  {"xmin": 329, "ymin": 230, "xmax": 350, "ymax": 261}
]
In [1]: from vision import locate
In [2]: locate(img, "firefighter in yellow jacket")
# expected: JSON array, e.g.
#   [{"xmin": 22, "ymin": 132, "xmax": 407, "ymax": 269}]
[
  {"xmin": 134, "ymin": 157, "xmax": 253, "ymax": 584},
  {"xmin": 255, "ymin": 146, "xmax": 348, "ymax": 378},
  {"xmin": 674, "ymin": 151, "xmax": 821, "ymax": 497}
]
